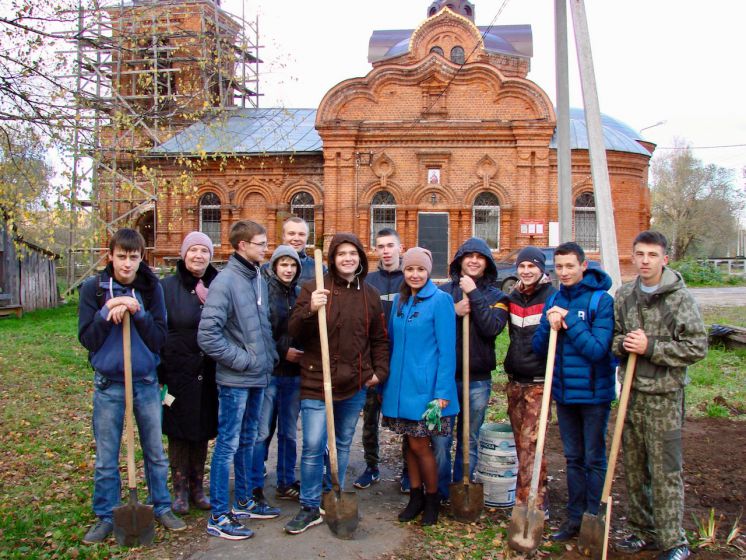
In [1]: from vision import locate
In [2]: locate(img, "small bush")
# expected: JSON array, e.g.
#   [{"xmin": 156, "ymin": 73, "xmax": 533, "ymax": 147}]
[
  {"xmin": 705, "ymin": 403, "xmax": 729, "ymax": 418},
  {"xmin": 670, "ymin": 259, "xmax": 724, "ymax": 286}
]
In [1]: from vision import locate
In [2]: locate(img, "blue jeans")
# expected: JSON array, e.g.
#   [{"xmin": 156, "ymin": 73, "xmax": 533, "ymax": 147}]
[
  {"xmin": 432, "ymin": 379, "xmax": 491, "ymax": 499},
  {"xmin": 210, "ymin": 385, "xmax": 264, "ymax": 516},
  {"xmin": 299, "ymin": 389, "xmax": 366, "ymax": 509},
  {"xmin": 251, "ymin": 375, "xmax": 301, "ymax": 489},
  {"xmin": 555, "ymin": 401, "xmax": 611, "ymax": 524},
  {"xmin": 92, "ymin": 372, "xmax": 171, "ymax": 521}
]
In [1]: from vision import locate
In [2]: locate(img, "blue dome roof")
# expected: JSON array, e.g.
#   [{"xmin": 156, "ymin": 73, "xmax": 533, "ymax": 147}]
[{"xmin": 550, "ymin": 107, "xmax": 650, "ymax": 156}]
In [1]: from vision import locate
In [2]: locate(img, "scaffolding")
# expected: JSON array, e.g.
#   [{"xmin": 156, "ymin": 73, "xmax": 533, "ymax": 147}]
[{"xmin": 63, "ymin": 0, "xmax": 261, "ymax": 293}]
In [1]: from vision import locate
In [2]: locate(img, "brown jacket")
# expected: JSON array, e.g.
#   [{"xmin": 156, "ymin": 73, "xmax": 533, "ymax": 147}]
[{"xmin": 288, "ymin": 233, "xmax": 390, "ymax": 401}]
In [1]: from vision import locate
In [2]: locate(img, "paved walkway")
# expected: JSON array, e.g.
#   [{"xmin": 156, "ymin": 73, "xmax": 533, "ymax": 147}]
[
  {"xmin": 187, "ymin": 423, "xmax": 409, "ymax": 559},
  {"xmin": 689, "ymin": 286, "xmax": 746, "ymax": 308}
]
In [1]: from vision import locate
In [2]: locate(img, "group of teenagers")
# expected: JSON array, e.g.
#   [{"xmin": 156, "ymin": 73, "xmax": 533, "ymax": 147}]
[{"xmin": 77, "ymin": 217, "xmax": 706, "ymax": 560}]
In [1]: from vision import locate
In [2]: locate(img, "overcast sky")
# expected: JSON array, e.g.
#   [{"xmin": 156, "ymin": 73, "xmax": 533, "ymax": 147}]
[{"xmin": 222, "ymin": 0, "xmax": 745, "ymax": 181}]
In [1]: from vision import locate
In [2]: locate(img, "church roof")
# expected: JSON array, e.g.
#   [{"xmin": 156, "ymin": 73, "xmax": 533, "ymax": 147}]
[
  {"xmin": 549, "ymin": 108, "xmax": 651, "ymax": 156},
  {"xmin": 151, "ymin": 107, "xmax": 322, "ymax": 155},
  {"xmin": 368, "ymin": 24, "xmax": 532, "ymax": 63},
  {"xmin": 152, "ymin": 107, "xmax": 648, "ymax": 157}
]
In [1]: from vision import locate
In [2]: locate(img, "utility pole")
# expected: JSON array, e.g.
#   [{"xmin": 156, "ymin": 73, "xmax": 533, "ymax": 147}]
[
  {"xmin": 569, "ymin": 0, "xmax": 622, "ymax": 292},
  {"xmin": 555, "ymin": 0, "xmax": 572, "ymax": 243}
]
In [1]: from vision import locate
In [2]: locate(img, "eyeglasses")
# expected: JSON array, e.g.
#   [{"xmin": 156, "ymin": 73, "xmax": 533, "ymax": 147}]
[{"xmin": 248, "ymin": 241, "xmax": 268, "ymax": 248}]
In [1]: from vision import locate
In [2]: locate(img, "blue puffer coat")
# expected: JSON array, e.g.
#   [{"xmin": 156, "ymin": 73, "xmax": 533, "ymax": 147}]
[
  {"xmin": 382, "ymin": 280, "xmax": 459, "ymax": 420},
  {"xmin": 532, "ymin": 267, "xmax": 616, "ymax": 405}
]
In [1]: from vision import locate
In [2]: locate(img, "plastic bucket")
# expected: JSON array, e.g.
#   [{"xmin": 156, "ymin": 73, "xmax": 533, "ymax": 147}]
[{"xmin": 477, "ymin": 423, "xmax": 518, "ymax": 507}]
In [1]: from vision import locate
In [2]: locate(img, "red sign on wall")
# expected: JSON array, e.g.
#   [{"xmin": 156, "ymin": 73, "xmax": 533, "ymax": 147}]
[{"xmin": 519, "ymin": 220, "xmax": 545, "ymax": 236}]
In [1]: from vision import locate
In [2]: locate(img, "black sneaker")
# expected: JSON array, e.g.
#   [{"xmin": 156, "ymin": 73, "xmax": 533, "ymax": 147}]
[
  {"xmin": 276, "ymin": 480, "xmax": 301, "ymax": 501},
  {"xmin": 551, "ymin": 520, "xmax": 580, "ymax": 541},
  {"xmin": 616, "ymin": 534, "xmax": 657, "ymax": 553},
  {"xmin": 82, "ymin": 519, "xmax": 113, "ymax": 544},
  {"xmin": 284, "ymin": 506, "xmax": 323, "ymax": 534}
]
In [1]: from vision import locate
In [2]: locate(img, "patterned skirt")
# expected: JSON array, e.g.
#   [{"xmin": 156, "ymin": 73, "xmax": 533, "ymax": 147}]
[{"xmin": 382, "ymin": 415, "xmax": 454, "ymax": 438}]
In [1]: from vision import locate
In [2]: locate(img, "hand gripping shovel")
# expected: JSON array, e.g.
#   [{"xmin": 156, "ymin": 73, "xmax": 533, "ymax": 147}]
[
  {"xmin": 113, "ymin": 312, "xmax": 155, "ymax": 546},
  {"xmin": 508, "ymin": 328, "xmax": 558, "ymax": 553},
  {"xmin": 578, "ymin": 353, "xmax": 638, "ymax": 559},
  {"xmin": 315, "ymin": 250, "xmax": 359, "ymax": 539},
  {"xmin": 450, "ymin": 308, "xmax": 484, "ymax": 522}
]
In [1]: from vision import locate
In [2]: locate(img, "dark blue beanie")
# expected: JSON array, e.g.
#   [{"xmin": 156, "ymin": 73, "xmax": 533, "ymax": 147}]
[{"xmin": 515, "ymin": 246, "xmax": 546, "ymax": 274}]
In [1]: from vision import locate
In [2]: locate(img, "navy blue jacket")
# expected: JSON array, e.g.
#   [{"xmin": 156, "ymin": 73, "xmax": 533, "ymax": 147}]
[
  {"xmin": 532, "ymin": 267, "xmax": 616, "ymax": 405},
  {"xmin": 78, "ymin": 262, "xmax": 167, "ymax": 382},
  {"xmin": 365, "ymin": 261, "xmax": 404, "ymax": 324},
  {"xmin": 440, "ymin": 237, "xmax": 510, "ymax": 382}
]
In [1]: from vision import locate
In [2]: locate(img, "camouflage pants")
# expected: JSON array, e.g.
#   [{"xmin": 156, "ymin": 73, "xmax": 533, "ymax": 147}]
[
  {"xmin": 506, "ymin": 381, "xmax": 548, "ymax": 510},
  {"xmin": 623, "ymin": 389, "xmax": 686, "ymax": 550}
]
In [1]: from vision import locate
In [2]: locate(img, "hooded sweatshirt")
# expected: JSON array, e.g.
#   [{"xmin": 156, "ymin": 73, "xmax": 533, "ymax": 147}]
[
  {"xmin": 288, "ymin": 233, "xmax": 390, "ymax": 401},
  {"xmin": 439, "ymin": 237, "xmax": 510, "ymax": 382},
  {"xmin": 78, "ymin": 261, "xmax": 167, "ymax": 382},
  {"xmin": 265, "ymin": 245, "xmax": 303, "ymax": 377},
  {"xmin": 532, "ymin": 267, "xmax": 616, "ymax": 405}
]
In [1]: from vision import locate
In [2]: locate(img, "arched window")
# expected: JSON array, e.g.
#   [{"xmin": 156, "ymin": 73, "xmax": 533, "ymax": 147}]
[
  {"xmin": 450, "ymin": 46, "xmax": 465, "ymax": 65},
  {"xmin": 199, "ymin": 192, "xmax": 221, "ymax": 245},
  {"xmin": 473, "ymin": 192, "xmax": 500, "ymax": 250},
  {"xmin": 574, "ymin": 191, "xmax": 599, "ymax": 251},
  {"xmin": 430, "ymin": 46, "xmax": 444, "ymax": 57},
  {"xmin": 291, "ymin": 191, "xmax": 315, "ymax": 245},
  {"xmin": 370, "ymin": 191, "xmax": 397, "ymax": 246}
]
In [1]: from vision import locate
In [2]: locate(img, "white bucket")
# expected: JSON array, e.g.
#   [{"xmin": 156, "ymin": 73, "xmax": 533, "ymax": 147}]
[
  {"xmin": 477, "ymin": 423, "xmax": 518, "ymax": 507},
  {"xmin": 476, "ymin": 472, "xmax": 517, "ymax": 507}
]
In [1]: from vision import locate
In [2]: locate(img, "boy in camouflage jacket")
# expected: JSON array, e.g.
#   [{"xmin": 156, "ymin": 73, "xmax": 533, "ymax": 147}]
[{"xmin": 612, "ymin": 231, "xmax": 707, "ymax": 560}]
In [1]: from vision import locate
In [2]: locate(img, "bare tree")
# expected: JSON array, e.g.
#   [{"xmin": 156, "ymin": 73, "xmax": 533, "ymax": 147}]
[{"xmin": 651, "ymin": 139, "xmax": 745, "ymax": 259}]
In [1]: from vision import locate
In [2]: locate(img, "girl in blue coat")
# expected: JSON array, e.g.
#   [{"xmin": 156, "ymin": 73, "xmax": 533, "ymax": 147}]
[{"xmin": 382, "ymin": 248, "xmax": 458, "ymax": 526}]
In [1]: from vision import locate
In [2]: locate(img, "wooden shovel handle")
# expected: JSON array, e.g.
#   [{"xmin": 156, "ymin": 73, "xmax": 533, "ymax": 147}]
[
  {"xmin": 122, "ymin": 312, "xmax": 137, "ymax": 490},
  {"xmin": 461, "ymin": 308, "xmax": 470, "ymax": 484},
  {"xmin": 600, "ymin": 353, "xmax": 638, "ymax": 501},
  {"xmin": 527, "ymin": 328, "xmax": 558, "ymax": 508},
  {"xmin": 314, "ymin": 249, "xmax": 341, "ymax": 488}
]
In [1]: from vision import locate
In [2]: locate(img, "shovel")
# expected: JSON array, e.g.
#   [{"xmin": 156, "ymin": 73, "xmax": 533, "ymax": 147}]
[
  {"xmin": 314, "ymin": 249, "xmax": 359, "ymax": 539},
  {"xmin": 578, "ymin": 353, "xmax": 638, "ymax": 559},
  {"xmin": 507, "ymin": 328, "xmax": 558, "ymax": 553},
  {"xmin": 113, "ymin": 312, "xmax": 155, "ymax": 547},
  {"xmin": 450, "ymin": 308, "xmax": 484, "ymax": 522}
]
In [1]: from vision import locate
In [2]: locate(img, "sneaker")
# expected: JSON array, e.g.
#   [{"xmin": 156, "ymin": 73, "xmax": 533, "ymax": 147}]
[
  {"xmin": 276, "ymin": 480, "xmax": 301, "ymax": 501},
  {"xmin": 400, "ymin": 472, "xmax": 411, "ymax": 494},
  {"xmin": 616, "ymin": 534, "xmax": 657, "ymax": 553},
  {"xmin": 263, "ymin": 463, "xmax": 268, "ymax": 478},
  {"xmin": 156, "ymin": 510, "xmax": 186, "ymax": 531},
  {"xmin": 232, "ymin": 498, "xmax": 280, "ymax": 519},
  {"xmin": 656, "ymin": 545, "xmax": 690, "ymax": 560},
  {"xmin": 206, "ymin": 513, "xmax": 254, "ymax": 540},
  {"xmin": 353, "ymin": 466, "xmax": 380, "ymax": 489},
  {"xmin": 284, "ymin": 506, "xmax": 323, "ymax": 534},
  {"xmin": 551, "ymin": 520, "xmax": 580, "ymax": 541},
  {"xmin": 82, "ymin": 519, "xmax": 113, "ymax": 544}
]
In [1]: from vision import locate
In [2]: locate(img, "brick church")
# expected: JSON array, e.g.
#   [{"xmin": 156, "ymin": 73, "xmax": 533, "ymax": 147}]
[{"xmin": 111, "ymin": 0, "xmax": 654, "ymax": 277}]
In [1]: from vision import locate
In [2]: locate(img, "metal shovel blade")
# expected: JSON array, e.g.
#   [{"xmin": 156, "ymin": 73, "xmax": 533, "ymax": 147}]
[
  {"xmin": 507, "ymin": 503, "xmax": 545, "ymax": 553},
  {"xmin": 113, "ymin": 488, "xmax": 155, "ymax": 547},
  {"xmin": 322, "ymin": 487, "xmax": 359, "ymax": 539},
  {"xmin": 578, "ymin": 500, "xmax": 611, "ymax": 559},
  {"xmin": 450, "ymin": 480, "xmax": 484, "ymax": 523}
]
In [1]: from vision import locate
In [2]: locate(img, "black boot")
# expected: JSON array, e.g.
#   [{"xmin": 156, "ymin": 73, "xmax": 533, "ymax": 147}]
[
  {"xmin": 420, "ymin": 492, "xmax": 440, "ymax": 526},
  {"xmin": 189, "ymin": 464, "xmax": 211, "ymax": 510},
  {"xmin": 171, "ymin": 468, "xmax": 189, "ymax": 515},
  {"xmin": 398, "ymin": 487, "xmax": 425, "ymax": 522}
]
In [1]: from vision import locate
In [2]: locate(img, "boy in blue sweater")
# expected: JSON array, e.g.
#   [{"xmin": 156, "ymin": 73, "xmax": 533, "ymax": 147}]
[
  {"xmin": 78, "ymin": 228, "xmax": 184, "ymax": 544},
  {"xmin": 532, "ymin": 242, "xmax": 615, "ymax": 542}
]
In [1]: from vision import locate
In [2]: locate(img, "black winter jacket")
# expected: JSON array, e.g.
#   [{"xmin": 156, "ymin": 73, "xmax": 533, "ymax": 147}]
[
  {"xmin": 158, "ymin": 260, "xmax": 219, "ymax": 442},
  {"xmin": 365, "ymin": 261, "xmax": 404, "ymax": 324},
  {"xmin": 504, "ymin": 279, "xmax": 557, "ymax": 384},
  {"xmin": 440, "ymin": 237, "xmax": 510, "ymax": 382},
  {"xmin": 264, "ymin": 245, "xmax": 302, "ymax": 377}
]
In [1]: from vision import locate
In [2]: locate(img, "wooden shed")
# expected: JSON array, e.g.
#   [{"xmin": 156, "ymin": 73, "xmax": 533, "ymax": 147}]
[{"xmin": 1, "ymin": 223, "xmax": 60, "ymax": 317}]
